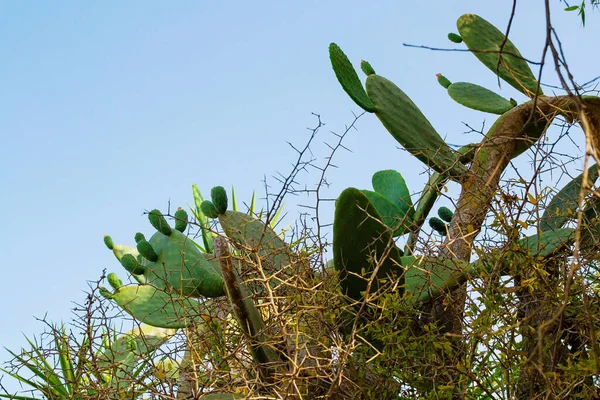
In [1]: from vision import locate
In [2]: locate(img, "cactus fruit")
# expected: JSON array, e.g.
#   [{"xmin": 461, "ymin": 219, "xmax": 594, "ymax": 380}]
[
  {"xmin": 457, "ymin": 14, "xmax": 541, "ymax": 97},
  {"xmin": 211, "ymin": 186, "xmax": 228, "ymax": 215},
  {"xmin": 446, "ymin": 82, "xmax": 515, "ymax": 114},
  {"xmin": 174, "ymin": 208, "xmax": 188, "ymax": 233},
  {"xmin": 333, "ymin": 188, "xmax": 404, "ymax": 302},
  {"xmin": 429, "ymin": 217, "xmax": 448, "ymax": 236},
  {"xmin": 365, "ymin": 74, "xmax": 468, "ymax": 181},
  {"xmin": 104, "ymin": 235, "xmax": 115, "ymax": 250},
  {"xmin": 436, "ymin": 73, "xmax": 452, "ymax": 89},
  {"xmin": 134, "ymin": 232, "xmax": 146, "ymax": 243},
  {"xmin": 107, "ymin": 273, "xmax": 123, "ymax": 290},
  {"xmin": 201, "ymin": 200, "xmax": 219, "ymax": 219},
  {"xmin": 136, "ymin": 239, "xmax": 159, "ymax": 262},
  {"xmin": 540, "ymin": 164, "xmax": 599, "ymax": 232},
  {"xmin": 360, "ymin": 60, "xmax": 376, "ymax": 76},
  {"xmin": 437, "ymin": 207, "xmax": 454, "ymax": 223},
  {"xmin": 329, "ymin": 43, "xmax": 376, "ymax": 112},
  {"xmin": 120, "ymin": 254, "xmax": 146, "ymax": 275},
  {"xmin": 148, "ymin": 210, "xmax": 172, "ymax": 236},
  {"xmin": 447, "ymin": 32, "xmax": 463, "ymax": 43},
  {"xmin": 99, "ymin": 284, "xmax": 209, "ymax": 329}
]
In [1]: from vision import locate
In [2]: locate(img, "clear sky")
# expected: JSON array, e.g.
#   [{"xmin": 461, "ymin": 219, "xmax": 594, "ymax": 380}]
[{"xmin": 1, "ymin": 1, "xmax": 598, "ymax": 393}]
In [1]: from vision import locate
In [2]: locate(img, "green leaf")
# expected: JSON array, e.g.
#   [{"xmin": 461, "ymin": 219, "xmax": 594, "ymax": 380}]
[{"xmin": 565, "ymin": 5, "xmax": 580, "ymax": 11}]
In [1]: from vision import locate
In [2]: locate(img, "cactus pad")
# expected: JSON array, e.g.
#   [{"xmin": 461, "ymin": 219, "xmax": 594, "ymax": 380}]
[
  {"xmin": 447, "ymin": 82, "xmax": 515, "ymax": 114},
  {"xmin": 329, "ymin": 43, "xmax": 376, "ymax": 112},
  {"xmin": 436, "ymin": 74, "xmax": 452, "ymax": 89},
  {"xmin": 360, "ymin": 60, "xmax": 376, "ymax": 76},
  {"xmin": 365, "ymin": 74, "xmax": 468, "ymax": 180},
  {"xmin": 540, "ymin": 164, "xmax": 599, "ymax": 232},
  {"xmin": 333, "ymin": 188, "xmax": 404, "ymax": 302},
  {"xmin": 457, "ymin": 14, "xmax": 541, "ymax": 97},
  {"xmin": 100, "ymin": 284, "xmax": 209, "ymax": 329}
]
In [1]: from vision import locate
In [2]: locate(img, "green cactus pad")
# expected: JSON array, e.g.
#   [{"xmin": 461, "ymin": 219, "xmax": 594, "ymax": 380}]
[
  {"xmin": 540, "ymin": 164, "xmax": 599, "ymax": 232},
  {"xmin": 437, "ymin": 206, "xmax": 454, "ymax": 223},
  {"xmin": 429, "ymin": 217, "xmax": 448, "ymax": 236},
  {"xmin": 104, "ymin": 235, "xmax": 115, "ymax": 250},
  {"xmin": 99, "ymin": 287, "xmax": 114, "ymax": 299},
  {"xmin": 365, "ymin": 74, "xmax": 468, "ymax": 181},
  {"xmin": 360, "ymin": 60, "xmax": 376, "ymax": 76},
  {"xmin": 97, "ymin": 324, "xmax": 176, "ymax": 375},
  {"xmin": 333, "ymin": 188, "xmax": 404, "ymax": 302},
  {"xmin": 436, "ymin": 74, "xmax": 452, "ymax": 89},
  {"xmin": 134, "ymin": 232, "xmax": 146, "ymax": 243},
  {"xmin": 371, "ymin": 169, "xmax": 415, "ymax": 224},
  {"xmin": 447, "ymin": 82, "xmax": 515, "ymax": 114},
  {"xmin": 329, "ymin": 43, "xmax": 376, "ymax": 112},
  {"xmin": 457, "ymin": 14, "xmax": 541, "ymax": 97},
  {"xmin": 102, "ymin": 284, "xmax": 209, "ymax": 329},
  {"xmin": 401, "ymin": 256, "xmax": 473, "ymax": 304},
  {"xmin": 107, "ymin": 273, "xmax": 123, "ymax": 290},
  {"xmin": 360, "ymin": 190, "xmax": 409, "ymax": 238},
  {"xmin": 517, "ymin": 228, "xmax": 575, "ymax": 259},
  {"xmin": 211, "ymin": 186, "xmax": 228, "ymax": 215},
  {"xmin": 174, "ymin": 208, "xmax": 188, "ymax": 233},
  {"xmin": 120, "ymin": 254, "xmax": 146, "ymax": 275},
  {"xmin": 200, "ymin": 200, "xmax": 219, "ymax": 219},
  {"xmin": 447, "ymin": 32, "xmax": 463, "ymax": 43},
  {"xmin": 218, "ymin": 210, "xmax": 293, "ymax": 276},
  {"xmin": 148, "ymin": 210, "xmax": 172, "ymax": 236},
  {"xmin": 138, "ymin": 226, "xmax": 225, "ymax": 298},
  {"xmin": 137, "ymin": 240, "xmax": 159, "ymax": 262}
]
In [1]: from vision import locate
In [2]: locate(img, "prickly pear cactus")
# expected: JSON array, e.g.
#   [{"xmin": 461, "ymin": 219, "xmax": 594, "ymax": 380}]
[{"xmin": 107, "ymin": 210, "xmax": 225, "ymax": 298}]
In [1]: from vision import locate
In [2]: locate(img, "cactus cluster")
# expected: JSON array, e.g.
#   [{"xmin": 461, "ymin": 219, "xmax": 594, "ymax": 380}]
[
  {"xmin": 92, "ymin": 12, "xmax": 600, "ymax": 399},
  {"xmin": 328, "ymin": 13, "xmax": 600, "ymax": 323}
]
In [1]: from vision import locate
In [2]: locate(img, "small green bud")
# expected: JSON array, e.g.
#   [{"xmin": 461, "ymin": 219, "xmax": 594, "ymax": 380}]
[
  {"xmin": 121, "ymin": 254, "xmax": 146, "ymax": 275},
  {"xmin": 137, "ymin": 240, "xmax": 158, "ymax": 262},
  {"xmin": 437, "ymin": 207, "xmax": 454, "ymax": 223},
  {"xmin": 134, "ymin": 232, "xmax": 146, "ymax": 243},
  {"xmin": 436, "ymin": 73, "xmax": 452, "ymax": 89},
  {"xmin": 104, "ymin": 235, "xmax": 114, "ymax": 250},
  {"xmin": 429, "ymin": 217, "xmax": 449, "ymax": 236},
  {"xmin": 99, "ymin": 287, "xmax": 114, "ymax": 299},
  {"xmin": 174, "ymin": 208, "xmax": 188, "ymax": 233},
  {"xmin": 360, "ymin": 60, "xmax": 376, "ymax": 76},
  {"xmin": 148, "ymin": 209, "xmax": 172, "ymax": 236},
  {"xmin": 200, "ymin": 200, "xmax": 219, "ymax": 218},
  {"xmin": 447, "ymin": 32, "xmax": 463, "ymax": 43},
  {"xmin": 210, "ymin": 186, "xmax": 228, "ymax": 215},
  {"xmin": 107, "ymin": 273, "xmax": 123, "ymax": 290}
]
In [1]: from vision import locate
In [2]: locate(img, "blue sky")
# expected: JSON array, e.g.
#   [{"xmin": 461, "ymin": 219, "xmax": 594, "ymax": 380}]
[{"xmin": 1, "ymin": 1, "xmax": 598, "ymax": 393}]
